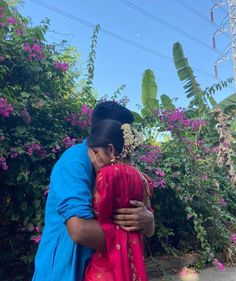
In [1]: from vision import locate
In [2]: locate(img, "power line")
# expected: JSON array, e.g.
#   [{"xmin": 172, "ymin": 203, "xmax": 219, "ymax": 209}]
[
  {"xmin": 173, "ymin": 0, "xmax": 214, "ymax": 25},
  {"xmin": 173, "ymin": 0, "xmax": 230, "ymax": 41},
  {"xmin": 120, "ymin": 0, "xmax": 221, "ymax": 54},
  {"xmin": 29, "ymin": 0, "xmax": 229, "ymax": 83},
  {"xmin": 210, "ymin": 0, "xmax": 229, "ymax": 14}
]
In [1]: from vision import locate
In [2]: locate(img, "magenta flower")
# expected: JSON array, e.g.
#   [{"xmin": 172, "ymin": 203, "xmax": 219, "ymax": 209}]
[
  {"xmin": 0, "ymin": 22, "xmax": 5, "ymax": 27},
  {"xmin": 21, "ymin": 108, "xmax": 31, "ymax": 124},
  {"xmin": 15, "ymin": 28, "xmax": 24, "ymax": 35},
  {"xmin": 31, "ymin": 44, "xmax": 42, "ymax": 53},
  {"xmin": 0, "ymin": 55, "xmax": 5, "ymax": 61},
  {"xmin": 23, "ymin": 43, "xmax": 31, "ymax": 52},
  {"xmin": 54, "ymin": 62, "xmax": 69, "ymax": 72},
  {"xmin": 155, "ymin": 169, "xmax": 165, "ymax": 177},
  {"xmin": 23, "ymin": 43, "xmax": 45, "ymax": 61},
  {"xmin": 81, "ymin": 104, "xmax": 91, "ymax": 115},
  {"xmin": 218, "ymin": 198, "xmax": 227, "ymax": 207},
  {"xmin": 0, "ymin": 157, "xmax": 8, "ymax": 171},
  {"xmin": 231, "ymin": 234, "xmax": 236, "ymax": 245},
  {"xmin": 200, "ymin": 175, "xmax": 208, "ymax": 180},
  {"xmin": 0, "ymin": 97, "xmax": 14, "ymax": 117},
  {"xmin": 7, "ymin": 16, "xmax": 17, "ymax": 24},
  {"xmin": 214, "ymin": 259, "xmax": 225, "ymax": 272},
  {"xmin": 44, "ymin": 187, "xmax": 49, "ymax": 197},
  {"xmin": 63, "ymin": 136, "xmax": 76, "ymax": 148},
  {"xmin": 31, "ymin": 235, "xmax": 41, "ymax": 244},
  {"xmin": 0, "ymin": 6, "xmax": 4, "ymax": 12},
  {"xmin": 154, "ymin": 179, "xmax": 166, "ymax": 189},
  {"xmin": 10, "ymin": 152, "xmax": 19, "ymax": 159}
]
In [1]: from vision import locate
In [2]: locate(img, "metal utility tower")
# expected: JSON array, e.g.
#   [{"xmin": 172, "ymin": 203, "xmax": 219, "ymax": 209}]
[
  {"xmin": 228, "ymin": 0, "xmax": 236, "ymax": 88},
  {"xmin": 211, "ymin": 0, "xmax": 236, "ymax": 88}
]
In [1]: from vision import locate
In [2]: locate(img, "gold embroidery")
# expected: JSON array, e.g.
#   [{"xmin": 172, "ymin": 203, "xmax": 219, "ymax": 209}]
[{"xmin": 116, "ymin": 244, "xmax": 121, "ymax": 250}]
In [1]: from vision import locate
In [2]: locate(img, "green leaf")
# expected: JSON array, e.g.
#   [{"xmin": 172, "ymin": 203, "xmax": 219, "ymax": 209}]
[
  {"xmin": 131, "ymin": 111, "xmax": 143, "ymax": 123},
  {"xmin": 218, "ymin": 93, "xmax": 236, "ymax": 115},
  {"xmin": 160, "ymin": 94, "xmax": 175, "ymax": 110},
  {"xmin": 20, "ymin": 92, "xmax": 30, "ymax": 98},
  {"xmin": 173, "ymin": 42, "xmax": 206, "ymax": 112},
  {"xmin": 141, "ymin": 69, "xmax": 157, "ymax": 107}
]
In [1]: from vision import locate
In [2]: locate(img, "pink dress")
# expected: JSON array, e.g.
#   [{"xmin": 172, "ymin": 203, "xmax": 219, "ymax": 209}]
[{"xmin": 84, "ymin": 163, "xmax": 153, "ymax": 281}]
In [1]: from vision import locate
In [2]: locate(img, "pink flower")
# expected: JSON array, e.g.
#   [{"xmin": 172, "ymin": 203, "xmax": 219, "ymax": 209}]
[
  {"xmin": 15, "ymin": 28, "xmax": 24, "ymax": 35},
  {"xmin": 31, "ymin": 235, "xmax": 41, "ymax": 244},
  {"xmin": 154, "ymin": 179, "xmax": 165, "ymax": 189},
  {"xmin": 0, "ymin": 6, "xmax": 4, "ymax": 12},
  {"xmin": 218, "ymin": 198, "xmax": 227, "ymax": 207},
  {"xmin": 81, "ymin": 104, "xmax": 91, "ymax": 115},
  {"xmin": 0, "ymin": 156, "xmax": 8, "ymax": 170},
  {"xmin": 155, "ymin": 169, "xmax": 165, "ymax": 177},
  {"xmin": 0, "ymin": 55, "xmax": 5, "ymax": 61},
  {"xmin": 34, "ymin": 226, "xmax": 40, "ymax": 232},
  {"xmin": 231, "ymin": 234, "xmax": 236, "ymax": 245},
  {"xmin": 23, "ymin": 43, "xmax": 31, "ymax": 52},
  {"xmin": 214, "ymin": 259, "xmax": 225, "ymax": 272},
  {"xmin": 26, "ymin": 143, "xmax": 44, "ymax": 157},
  {"xmin": 21, "ymin": 108, "xmax": 31, "ymax": 123},
  {"xmin": 0, "ymin": 22, "xmax": 5, "ymax": 27},
  {"xmin": 0, "ymin": 97, "xmax": 14, "ymax": 117},
  {"xmin": 52, "ymin": 145, "xmax": 61, "ymax": 154},
  {"xmin": 7, "ymin": 16, "xmax": 17, "ymax": 24},
  {"xmin": 23, "ymin": 43, "xmax": 45, "ymax": 61},
  {"xmin": 54, "ymin": 62, "xmax": 69, "ymax": 72},
  {"xmin": 44, "ymin": 188, "xmax": 49, "ymax": 197},
  {"xmin": 200, "ymin": 175, "xmax": 208, "ymax": 180},
  {"xmin": 63, "ymin": 136, "xmax": 76, "ymax": 148},
  {"xmin": 31, "ymin": 44, "xmax": 42, "ymax": 53},
  {"xmin": 10, "ymin": 152, "xmax": 19, "ymax": 159}
]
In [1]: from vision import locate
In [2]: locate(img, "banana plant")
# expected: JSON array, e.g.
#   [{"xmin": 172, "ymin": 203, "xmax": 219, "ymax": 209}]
[
  {"xmin": 132, "ymin": 69, "xmax": 175, "ymax": 142},
  {"xmin": 173, "ymin": 42, "xmax": 233, "ymax": 115}
]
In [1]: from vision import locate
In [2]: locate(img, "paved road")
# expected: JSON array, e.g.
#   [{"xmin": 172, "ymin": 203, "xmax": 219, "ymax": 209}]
[{"xmin": 149, "ymin": 266, "xmax": 236, "ymax": 281}]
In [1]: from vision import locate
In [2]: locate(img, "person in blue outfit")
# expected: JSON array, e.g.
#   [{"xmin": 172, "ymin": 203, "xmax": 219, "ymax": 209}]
[{"xmin": 32, "ymin": 101, "xmax": 154, "ymax": 281}]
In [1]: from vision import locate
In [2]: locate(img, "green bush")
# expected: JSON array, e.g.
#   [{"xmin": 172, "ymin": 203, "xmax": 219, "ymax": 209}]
[
  {"xmin": 134, "ymin": 108, "xmax": 236, "ymax": 266},
  {"xmin": 0, "ymin": 2, "xmax": 93, "ymax": 280}
]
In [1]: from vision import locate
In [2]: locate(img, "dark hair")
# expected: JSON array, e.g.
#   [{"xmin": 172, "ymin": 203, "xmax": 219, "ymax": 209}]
[
  {"xmin": 87, "ymin": 119, "xmax": 124, "ymax": 154},
  {"xmin": 91, "ymin": 101, "xmax": 134, "ymax": 128}
]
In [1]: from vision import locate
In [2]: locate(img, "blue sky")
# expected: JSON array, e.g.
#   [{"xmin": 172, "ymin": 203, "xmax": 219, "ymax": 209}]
[{"xmin": 19, "ymin": 0, "xmax": 234, "ymax": 111}]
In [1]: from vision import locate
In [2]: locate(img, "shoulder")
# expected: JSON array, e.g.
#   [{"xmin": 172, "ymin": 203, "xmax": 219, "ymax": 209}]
[
  {"xmin": 52, "ymin": 140, "xmax": 91, "ymax": 173},
  {"xmin": 98, "ymin": 164, "xmax": 139, "ymax": 179}
]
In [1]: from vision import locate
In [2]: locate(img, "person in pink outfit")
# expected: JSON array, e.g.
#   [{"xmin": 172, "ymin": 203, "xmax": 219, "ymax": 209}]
[{"xmin": 84, "ymin": 119, "xmax": 154, "ymax": 281}]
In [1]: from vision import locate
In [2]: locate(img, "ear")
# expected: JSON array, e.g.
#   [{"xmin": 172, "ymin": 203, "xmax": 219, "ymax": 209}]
[{"xmin": 107, "ymin": 144, "xmax": 116, "ymax": 158}]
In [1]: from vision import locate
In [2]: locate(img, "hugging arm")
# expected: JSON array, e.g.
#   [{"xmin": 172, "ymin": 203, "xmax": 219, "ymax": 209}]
[
  {"xmin": 113, "ymin": 200, "xmax": 154, "ymax": 237},
  {"xmin": 55, "ymin": 152, "xmax": 105, "ymax": 251},
  {"xmin": 113, "ymin": 174, "xmax": 155, "ymax": 237}
]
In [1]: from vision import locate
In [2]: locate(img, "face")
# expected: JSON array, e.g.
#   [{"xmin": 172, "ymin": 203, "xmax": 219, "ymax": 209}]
[
  {"xmin": 89, "ymin": 144, "xmax": 116, "ymax": 170},
  {"xmin": 92, "ymin": 147, "xmax": 113, "ymax": 166}
]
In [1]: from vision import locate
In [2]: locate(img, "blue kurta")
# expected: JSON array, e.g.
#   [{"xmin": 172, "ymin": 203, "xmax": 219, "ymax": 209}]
[{"xmin": 32, "ymin": 140, "xmax": 95, "ymax": 281}]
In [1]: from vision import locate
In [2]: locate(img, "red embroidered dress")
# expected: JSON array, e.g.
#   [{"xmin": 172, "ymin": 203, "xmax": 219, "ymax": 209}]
[{"xmin": 84, "ymin": 163, "xmax": 153, "ymax": 281}]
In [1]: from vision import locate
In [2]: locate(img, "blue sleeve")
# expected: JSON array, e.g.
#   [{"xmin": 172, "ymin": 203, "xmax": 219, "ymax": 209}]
[{"xmin": 50, "ymin": 144, "xmax": 94, "ymax": 223}]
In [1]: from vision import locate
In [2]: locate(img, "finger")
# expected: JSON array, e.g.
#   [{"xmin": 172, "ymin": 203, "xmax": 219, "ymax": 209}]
[
  {"xmin": 113, "ymin": 220, "xmax": 138, "ymax": 227},
  {"xmin": 113, "ymin": 214, "xmax": 137, "ymax": 221},
  {"xmin": 88, "ymin": 150, "xmax": 96, "ymax": 163},
  {"xmin": 130, "ymin": 200, "xmax": 145, "ymax": 208},
  {"xmin": 113, "ymin": 208, "xmax": 140, "ymax": 215},
  {"xmin": 119, "ymin": 225, "xmax": 145, "ymax": 232}
]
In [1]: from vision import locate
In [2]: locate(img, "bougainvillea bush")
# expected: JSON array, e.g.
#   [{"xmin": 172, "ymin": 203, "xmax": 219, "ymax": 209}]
[
  {"xmin": 1, "ymin": 1, "xmax": 236, "ymax": 280},
  {"xmin": 134, "ymin": 108, "xmax": 236, "ymax": 267},
  {"xmin": 0, "ymin": 2, "xmax": 93, "ymax": 280}
]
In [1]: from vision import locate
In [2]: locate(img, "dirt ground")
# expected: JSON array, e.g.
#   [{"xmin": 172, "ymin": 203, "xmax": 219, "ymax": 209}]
[{"xmin": 149, "ymin": 266, "xmax": 236, "ymax": 281}]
